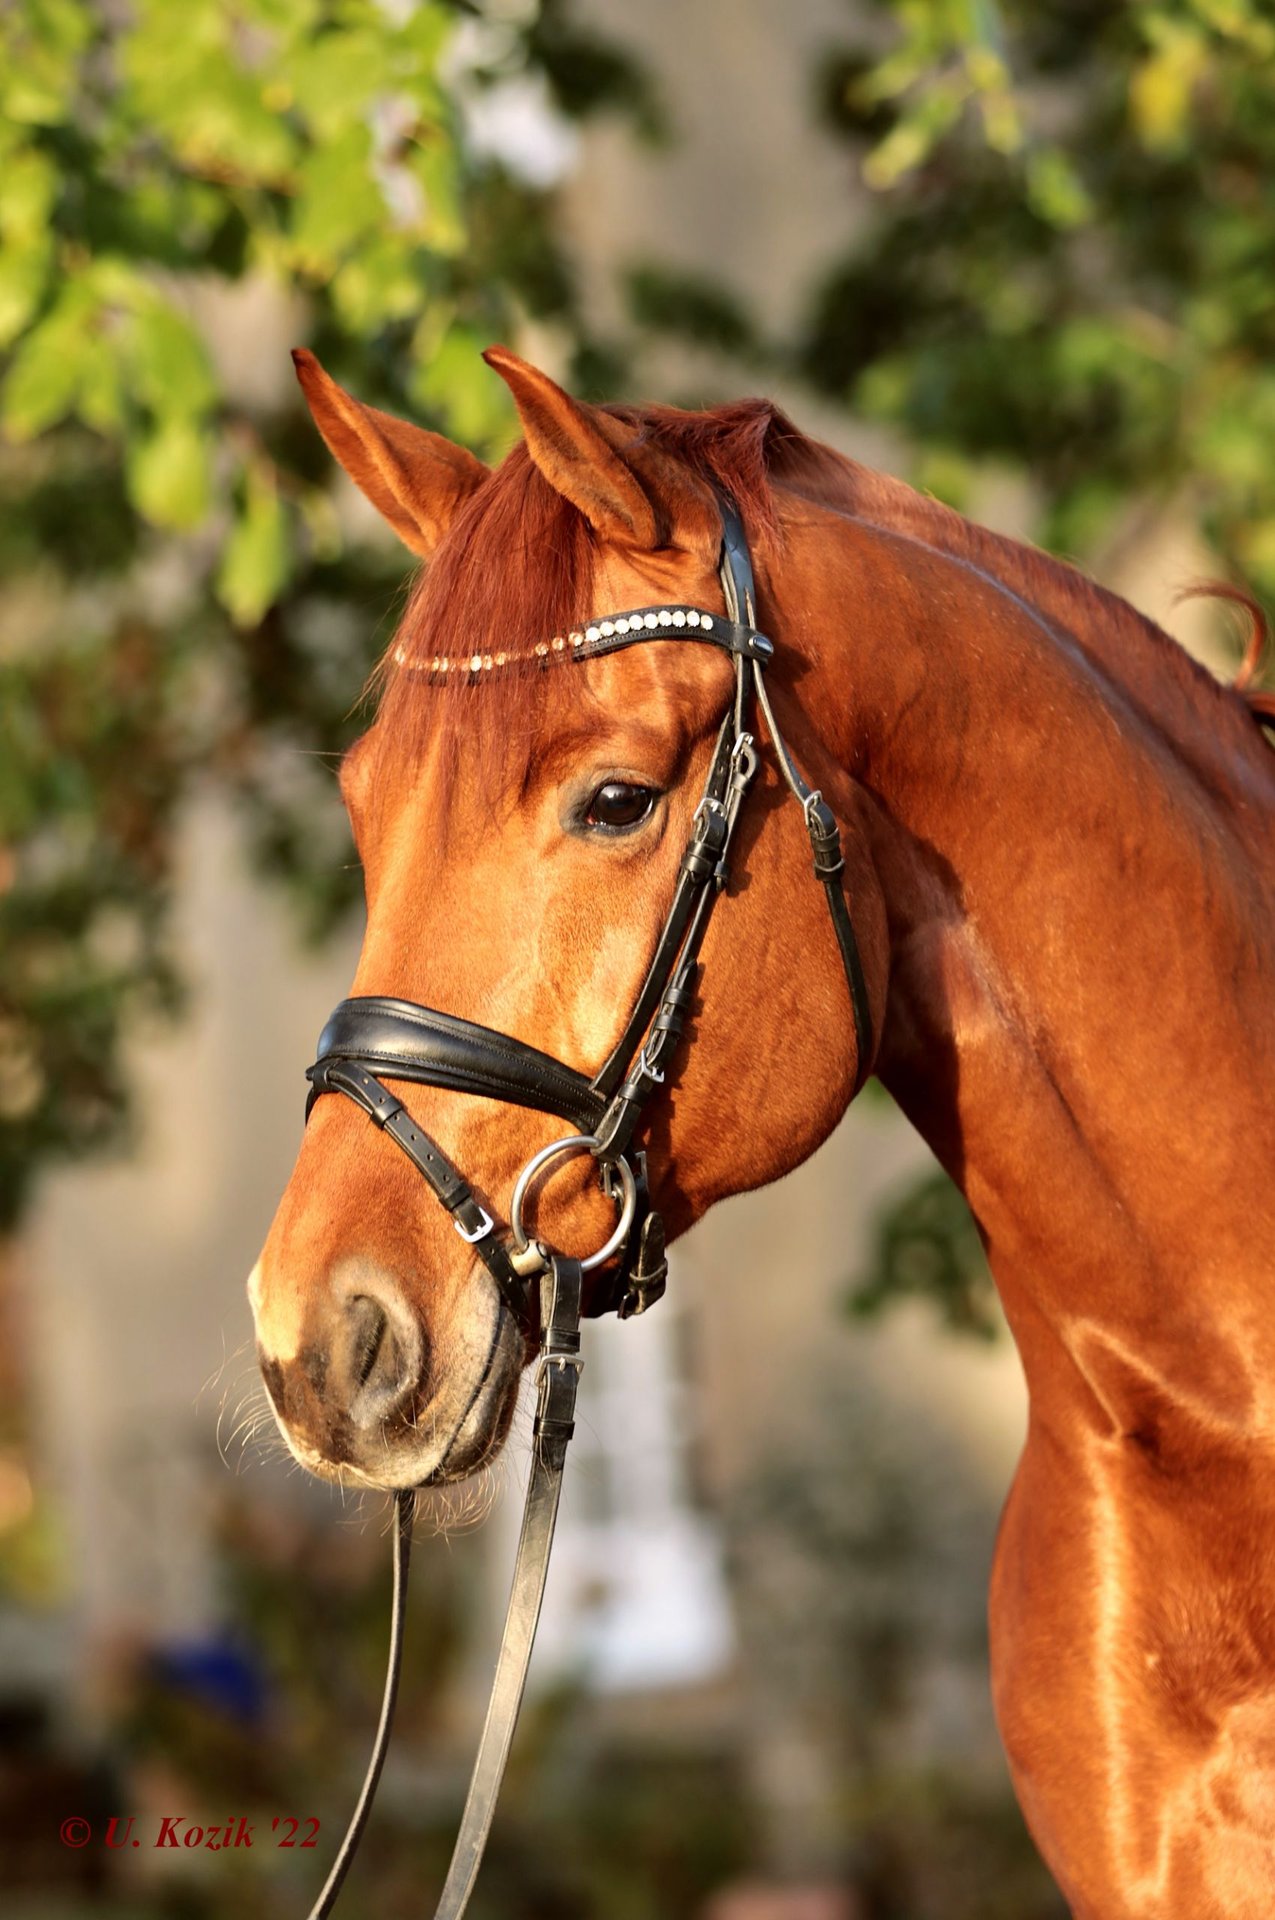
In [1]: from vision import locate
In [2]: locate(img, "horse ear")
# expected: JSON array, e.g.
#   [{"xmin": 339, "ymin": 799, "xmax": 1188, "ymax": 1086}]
[
  {"xmin": 291, "ymin": 349, "xmax": 488, "ymax": 559},
  {"xmin": 482, "ymin": 345, "xmax": 718, "ymax": 556}
]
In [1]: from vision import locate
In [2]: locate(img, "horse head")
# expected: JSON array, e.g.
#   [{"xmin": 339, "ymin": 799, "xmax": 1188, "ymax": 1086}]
[{"xmin": 249, "ymin": 347, "xmax": 886, "ymax": 1488}]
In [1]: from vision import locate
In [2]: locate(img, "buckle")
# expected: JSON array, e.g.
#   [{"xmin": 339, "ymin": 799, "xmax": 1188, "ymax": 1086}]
[
  {"xmin": 632, "ymin": 1039, "xmax": 665, "ymax": 1086},
  {"xmin": 454, "ymin": 1205, "xmax": 494, "ymax": 1244},
  {"xmin": 692, "ymin": 794, "xmax": 729, "ymax": 837},
  {"xmin": 729, "ymin": 734, "xmax": 758, "ymax": 786}
]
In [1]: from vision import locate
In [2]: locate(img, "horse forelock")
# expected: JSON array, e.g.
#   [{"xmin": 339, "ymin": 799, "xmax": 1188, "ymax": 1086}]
[{"xmin": 357, "ymin": 399, "xmax": 795, "ymax": 804}]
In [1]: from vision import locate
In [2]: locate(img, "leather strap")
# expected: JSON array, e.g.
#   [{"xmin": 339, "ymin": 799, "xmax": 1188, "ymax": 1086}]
[
  {"xmin": 752, "ymin": 657, "xmax": 876, "ymax": 1091},
  {"xmin": 805, "ymin": 795, "xmax": 875, "ymax": 1085},
  {"xmin": 429, "ymin": 1257, "xmax": 582, "ymax": 1917},
  {"xmin": 569, "ymin": 605, "xmax": 773, "ymax": 665},
  {"xmin": 591, "ymin": 690, "xmax": 748, "ymax": 1104},
  {"xmin": 312, "ymin": 998, "xmax": 605, "ymax": 1133},
  {"xmin": 306, "ymin": 1491, "xmax": 414, "ymax": 1920},
  {"xmin": 309, "ymin": 1057, "xmax": 528, "ymax": 1321},
  {"xmin": 306, "ymin": 1261, "xmax": 583, "ymax": 1920}
]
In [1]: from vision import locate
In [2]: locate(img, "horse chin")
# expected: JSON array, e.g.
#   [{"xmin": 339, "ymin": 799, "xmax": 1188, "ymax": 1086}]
[{"xmin": 421, "ymin": 1309, "xmax": 526, "ymax": 1484}]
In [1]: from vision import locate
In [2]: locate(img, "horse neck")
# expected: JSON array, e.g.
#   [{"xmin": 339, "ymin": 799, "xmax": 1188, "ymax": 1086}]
[{"xmin": 771, "ymin": 486, "xmax": 1275, "ymax": 1424}]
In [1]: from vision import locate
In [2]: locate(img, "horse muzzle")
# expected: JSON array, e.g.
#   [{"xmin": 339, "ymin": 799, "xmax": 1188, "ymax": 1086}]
[{"xmin": 251, "ymin": 1254, "xmax": 524, "ymax": 1487}]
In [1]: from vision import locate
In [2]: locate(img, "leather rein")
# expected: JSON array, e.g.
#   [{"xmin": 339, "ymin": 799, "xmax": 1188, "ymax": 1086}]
[{"xmin": 300, "ymin": 497, "xmax": 874, "ymax": 1918}]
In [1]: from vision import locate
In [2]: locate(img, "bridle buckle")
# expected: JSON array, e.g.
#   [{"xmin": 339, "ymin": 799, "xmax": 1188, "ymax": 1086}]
[
  {"xmin": 729, "ymin": 733, "xmax": 758, "ymax": 786},
  {"xmin": 632, "ymin": 1042, "xmax": 665, "ymax": 1086},
  {"xmin": 453, "ymin": 1205, "xmax": 494, "ymax": 1245}
]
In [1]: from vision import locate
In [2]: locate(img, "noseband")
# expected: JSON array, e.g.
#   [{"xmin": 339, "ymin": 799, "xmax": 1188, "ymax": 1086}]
[{"xmin": 300, "ymin": 498, "xmax": 875, "ymax": 1919}]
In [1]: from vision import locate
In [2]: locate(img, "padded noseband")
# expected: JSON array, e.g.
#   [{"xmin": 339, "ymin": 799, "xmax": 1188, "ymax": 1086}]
[{"xmin": 309, "ymin": 998, "xmax": 606, "ymax": 1132}]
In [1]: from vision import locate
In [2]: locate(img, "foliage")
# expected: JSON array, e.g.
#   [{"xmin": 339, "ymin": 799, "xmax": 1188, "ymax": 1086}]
[
  {"xmin": 623, "ymin": 263, "xmax": 761, "ymax": 363},
  {"xmin": 726, "ymin": 1361, "xmax": 997, "ymax": 1768},
  {"xmin": 801, "ymin": 0, "xmax": 1275, "ymax": 598},
  {"xmin": 0, "ymin": 0, "xmax": 646, "ymax": 1229},
  {"xmin": 849, "ymin": 1167, "xmax": 1000, "ymax": 1341}
]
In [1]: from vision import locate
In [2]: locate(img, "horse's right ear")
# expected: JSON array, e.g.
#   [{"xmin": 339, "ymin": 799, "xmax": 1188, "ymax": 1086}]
[{"xmin": 291, "ymin": 349, "xmax": 488, "ymax": 560}]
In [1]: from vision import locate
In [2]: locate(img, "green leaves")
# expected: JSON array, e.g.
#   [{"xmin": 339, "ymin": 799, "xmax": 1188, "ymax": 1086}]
[
  {"xmin": 123, "ymin": 301, "xmax": 218, "ymax": 419},
  {"xmin": 2, "ymin": 285, "xmax": 96, "ymax": 438},
  {"xmin": 126, "ymin": 417, "xmax": 213, "ymax": 530},
  {"xmin": 117, "ymin": 0, "xmax": 299, "ymax": 187},
  {"xmin": 0, "ymin": 615, "xmax": 185, "ymax": 1230},
  {"xmin": 0, "ymin": 0, "xmax": 648, "ymax": 1225},
  {"xmin": 408, "ymin": 325, "xmax": 516, "ymax": 452},
  {"xmin": 289, "ymin": 124, "xmax": 384, "ymax": 272},
  {"xmin": 1024, "ymin": 148, "xmax": 1092, "ymax": 230},
  {"xmin": 217, "ymin": 465, "xmax": 291, "ymax": 627},
  {"xmin": 0, "ymin": 149, "xmax": 57, "ymax": 245},
  {"xmin": 851, "ymin": 0, "xmax": 1023, "ymax": 188},
  {"xmin": 801, "ymin": 0, "xmax": 1275, "ymax": 619},
  {"xmin": 0, "ymin": 245, "xmax": 51, "ymax": 353},
  {"xmin": 0, "ymin": 0, "xmax": 93, "ymax": 129},
  {"xmin": 849, "ymin": 1168, "xmax": 1000, "ymax": 1343},
  {"xmin": 3, "ymin": 271, "xmax": 218, "ymax": 529}
]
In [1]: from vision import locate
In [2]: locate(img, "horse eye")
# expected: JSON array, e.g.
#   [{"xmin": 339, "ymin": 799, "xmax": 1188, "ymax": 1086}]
[{"xmin": 584, "ymin": 781, "xmax": 658, "ymax": 831}]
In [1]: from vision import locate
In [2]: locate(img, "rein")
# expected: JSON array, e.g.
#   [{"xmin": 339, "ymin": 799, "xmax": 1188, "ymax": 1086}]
[{"xmin": 301, "ymin": 498, "xmax": 874, "ymax": 1917}]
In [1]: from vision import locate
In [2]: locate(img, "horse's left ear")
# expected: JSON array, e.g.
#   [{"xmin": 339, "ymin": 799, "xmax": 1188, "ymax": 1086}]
[{"xmin": 483, "ymin": 346, "xmax": 719, "ymax": 557}]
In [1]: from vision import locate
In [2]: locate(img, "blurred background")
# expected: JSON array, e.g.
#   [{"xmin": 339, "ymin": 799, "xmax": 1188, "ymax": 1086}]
[{"xmin": 2, "ymin": 2, "xmax": 1272, "ymax": 1914}]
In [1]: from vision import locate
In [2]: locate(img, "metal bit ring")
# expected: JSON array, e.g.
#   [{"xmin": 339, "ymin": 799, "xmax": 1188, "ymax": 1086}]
[{"xmin": 508, "ymin": 1134, "xmax": 637, "ymax": 1273}]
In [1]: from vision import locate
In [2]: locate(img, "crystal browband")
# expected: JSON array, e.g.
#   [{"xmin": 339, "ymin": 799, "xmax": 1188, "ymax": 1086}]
[{"xmin": 391, "ymin": 602, "xmax": 775, "ymax": 677}]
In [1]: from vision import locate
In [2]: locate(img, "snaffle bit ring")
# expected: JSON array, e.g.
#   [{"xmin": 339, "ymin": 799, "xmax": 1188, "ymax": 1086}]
[{"xmin": 508, "ymin": 1134, "xmax": 637, "ymax": 1273}]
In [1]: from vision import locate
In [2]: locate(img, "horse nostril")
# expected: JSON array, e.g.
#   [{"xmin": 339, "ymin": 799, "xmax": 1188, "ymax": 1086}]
[
  {"xmin": 339, "ymin": 1286, "xmax": 423, "ymax": 1429},
  {"xmin": 349, "ymin": 1295, "xmax": 389, "ymax": 1390}
]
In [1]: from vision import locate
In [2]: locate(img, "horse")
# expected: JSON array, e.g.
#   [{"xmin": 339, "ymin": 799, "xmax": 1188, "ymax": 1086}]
[{"xmin": 248, "ymin": 343, "xmax": 1275, "ymax": 1920}]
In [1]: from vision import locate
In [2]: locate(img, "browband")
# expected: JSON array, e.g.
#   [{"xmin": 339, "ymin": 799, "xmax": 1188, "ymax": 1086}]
[
  {"xmin": 397, "ymin": 603, "xmax": 774, "ymax": 678},
  {"xmin": 568, "ymin": 606, "xmax": 773, "ymax": 665}
]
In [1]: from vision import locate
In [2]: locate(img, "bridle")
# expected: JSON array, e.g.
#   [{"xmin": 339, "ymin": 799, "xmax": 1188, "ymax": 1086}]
[
  {"xmin": 305, "ymin": 496, "xmax": 874, "ymax": 1329},
  {"xmin": 299, "ymin": 496, "xmax": 875, "ymax": 1918}
]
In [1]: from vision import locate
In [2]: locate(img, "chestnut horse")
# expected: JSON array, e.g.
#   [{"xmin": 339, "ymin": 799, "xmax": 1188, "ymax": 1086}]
[{"xmin": 250, "ymin": 346, "xmax": 1275, "ymax": 1919}]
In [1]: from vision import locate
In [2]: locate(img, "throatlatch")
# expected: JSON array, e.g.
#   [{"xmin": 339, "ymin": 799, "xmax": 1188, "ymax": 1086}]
[{"xmin": 301, "ymin": 494, "xmax": 876, "ymax": 1919}]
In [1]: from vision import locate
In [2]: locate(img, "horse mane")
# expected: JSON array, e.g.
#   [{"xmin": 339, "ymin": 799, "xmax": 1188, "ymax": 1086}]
[
  {"xmin": 768, "ymin": 432, "xmax": 1275, "ymax": 760},
  {"xmin": 1188, "ymin": 582, "xmax": 1275, "ymax": 728},
  {"xmin": 364, "ymin": 394, "xmax": 1274, "ymax": 805}
]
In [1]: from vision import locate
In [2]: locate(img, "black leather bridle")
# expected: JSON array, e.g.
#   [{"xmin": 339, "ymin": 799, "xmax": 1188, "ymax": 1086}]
[
  {"xmin": 306, "ymin": 496, "xmax": 873, "ymax": 1330},
  {"xmin": 300, "ymin": 496, "xmax": 875, "ymax": 1919}
]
